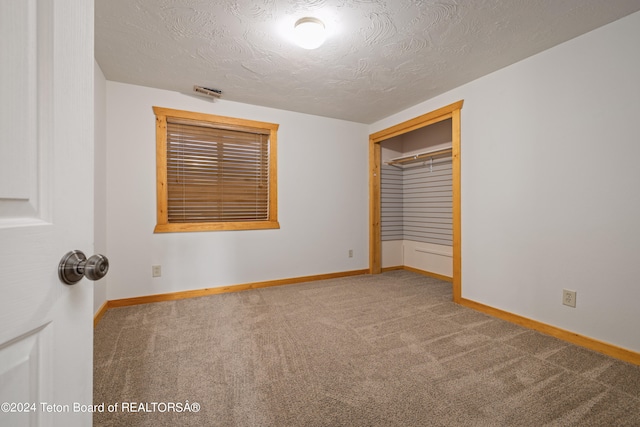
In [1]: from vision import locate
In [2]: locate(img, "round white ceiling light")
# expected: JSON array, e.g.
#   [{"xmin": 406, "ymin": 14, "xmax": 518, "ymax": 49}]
[{"xmin": 294, "ymin": 17, "xmax": 326, "ymax": 49}]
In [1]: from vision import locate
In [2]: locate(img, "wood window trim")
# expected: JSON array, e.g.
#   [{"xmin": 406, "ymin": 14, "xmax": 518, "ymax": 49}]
[{"xmin": 153, "ymin": 106, "xmax": 279, "ymax": 233}]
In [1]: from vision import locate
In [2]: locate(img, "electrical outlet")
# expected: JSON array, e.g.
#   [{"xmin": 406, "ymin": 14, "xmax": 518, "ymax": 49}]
[
  {"xmin": 348, "ymin": 249, "xmax": 353, "ymax": 258},
  {"xmin": 152, "ymin": 265, "xmax": 162, "ymax": 278},
  {"xmin": 562, "ymin": 289, "xmax": 576, "ymax": 308}
]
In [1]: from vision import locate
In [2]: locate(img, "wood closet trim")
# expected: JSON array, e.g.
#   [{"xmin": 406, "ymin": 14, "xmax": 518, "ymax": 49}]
[{"xmin": 369, "ymin": 100, "xmax": 463, "ymax": 302}]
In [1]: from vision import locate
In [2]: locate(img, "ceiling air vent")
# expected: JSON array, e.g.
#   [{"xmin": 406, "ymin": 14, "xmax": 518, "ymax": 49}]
[{"xmin": 193, "ymin": 85, "xmax": 222, "ymax": 98}]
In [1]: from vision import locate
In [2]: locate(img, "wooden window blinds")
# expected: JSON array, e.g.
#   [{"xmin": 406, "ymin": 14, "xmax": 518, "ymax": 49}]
[{"xmin": 153, "ymin": 107, "xmax": 279, "ymax": 232}]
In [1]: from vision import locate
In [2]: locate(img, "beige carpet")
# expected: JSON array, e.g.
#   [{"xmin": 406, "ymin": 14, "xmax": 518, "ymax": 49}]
[{"xmin": 94, "ymin": 270, "xmax": 640, "ymax": 426}]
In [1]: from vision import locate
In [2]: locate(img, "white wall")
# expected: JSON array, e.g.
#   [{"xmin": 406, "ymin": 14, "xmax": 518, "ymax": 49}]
[
  {"xmin": 93, "ymin": 61, "xmax": 107, "ymax": 314},
  {"xmin": 401, "ymin": 119, "xmax": 452, "ymax": 157},
  {"xmin": 371, "ymin": 11, "xmax": 640, "ymax": 352},
  {"xmin": 105, "ymin": 83, "xmax": 369, "ymax": 300},
  {"xmin": 402, "ymin": 241, "xmax": 452, "ymax": 276},
  {"xmin": 382, "ymin": 241, "xmax": 453, "ymax": 277}
]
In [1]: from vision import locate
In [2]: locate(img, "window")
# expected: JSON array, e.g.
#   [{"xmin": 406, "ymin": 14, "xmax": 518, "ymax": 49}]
[{"xmin": 153, "ymin": 106, "xmax": 279, "ymax": 232}]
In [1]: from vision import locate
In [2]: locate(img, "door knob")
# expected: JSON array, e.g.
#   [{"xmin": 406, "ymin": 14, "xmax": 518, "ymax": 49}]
[{"xmin": 58, "ymin": 250, "xmax": 109, "ymax": 285}]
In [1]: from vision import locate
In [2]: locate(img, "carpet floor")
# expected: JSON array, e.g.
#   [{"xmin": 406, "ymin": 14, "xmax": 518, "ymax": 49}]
[{"xmin": 94, "ymin": 270, "xmax": 640, "ymax": 426}]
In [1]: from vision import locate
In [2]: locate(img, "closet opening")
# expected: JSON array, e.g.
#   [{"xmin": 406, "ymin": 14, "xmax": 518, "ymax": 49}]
[{"xmin": 369, "ymin": 101, "xmax": 463, "ymax": 302}]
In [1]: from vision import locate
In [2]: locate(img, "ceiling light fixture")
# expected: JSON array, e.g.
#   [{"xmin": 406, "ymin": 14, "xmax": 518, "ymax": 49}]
[{"xmin": 294, "ymin": 17, "xmax": 326, "ymax": 49}]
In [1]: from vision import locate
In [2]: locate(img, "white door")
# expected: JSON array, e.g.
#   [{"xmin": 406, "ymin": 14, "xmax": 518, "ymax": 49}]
[{"xmin": 0, "ymin": 1, "xmax": 96, "ymax": 426}]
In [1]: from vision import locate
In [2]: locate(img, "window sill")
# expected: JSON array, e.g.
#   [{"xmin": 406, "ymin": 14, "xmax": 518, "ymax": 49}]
[{"xmin": 154, "ymin": 221, "xmax": 280, "ymax": 233}]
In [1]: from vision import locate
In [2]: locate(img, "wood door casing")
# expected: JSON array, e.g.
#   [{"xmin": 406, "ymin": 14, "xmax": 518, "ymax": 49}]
[{"xmin": 369, "ymin": 101, "xmax": 463, "ymax": 302}]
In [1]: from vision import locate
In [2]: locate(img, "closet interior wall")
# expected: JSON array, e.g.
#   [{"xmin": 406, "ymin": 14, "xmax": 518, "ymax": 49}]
[{"xmin": 380, "ymin": 119, "xmax": 453, "ymax": 277}]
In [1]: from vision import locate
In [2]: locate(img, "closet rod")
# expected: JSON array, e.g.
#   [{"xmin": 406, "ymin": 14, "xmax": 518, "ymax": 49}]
[{"xmin": 386, "ymin": 147, "xmax": 452, "ymax": 166}]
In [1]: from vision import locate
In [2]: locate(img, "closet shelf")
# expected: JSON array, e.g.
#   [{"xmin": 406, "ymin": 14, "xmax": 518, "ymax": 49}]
[{"xmin": 385, "ymin": 147, "xmax": 452, "ymax": 166}]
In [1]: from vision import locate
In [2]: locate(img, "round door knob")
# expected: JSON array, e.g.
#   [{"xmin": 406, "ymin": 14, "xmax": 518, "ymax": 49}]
[
  {"xmin": 84, "ymin": 254, "xmax": 109, "ymax": 281},
  {"xmin": 58, "ymin": 250, "xmax": 110, "ymax": 285}
]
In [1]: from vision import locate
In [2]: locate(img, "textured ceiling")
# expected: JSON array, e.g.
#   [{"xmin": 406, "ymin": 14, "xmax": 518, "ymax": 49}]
[{"xmin": 95, "ymin": 0, "xmax": 640, "ymax": 124}]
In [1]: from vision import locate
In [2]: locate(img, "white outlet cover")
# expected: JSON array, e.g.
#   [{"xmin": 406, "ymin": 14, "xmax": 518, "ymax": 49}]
[{"xmin": 563, "ymin": 289, "xmax": 576, "ymax": 308}]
